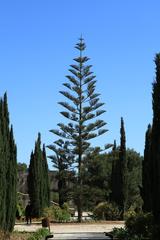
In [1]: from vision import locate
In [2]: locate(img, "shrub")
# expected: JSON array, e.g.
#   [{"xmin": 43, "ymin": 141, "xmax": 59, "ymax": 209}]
[
  {"xmin": 151, "ymin": 224, "xmax": 160, "ymax": 239},
  {"xmin": 43, "ymin": 203, "xmax": 71, "ymax": 222},
  {"xmin": 93, "ymin": 202, "xmax": 121, "ymax": 220},
  {"xmin": 27, "ymin": 228, "xmax": 49, "ymax": 240},
  {"xmin": 111, "ymin": 227, "xmax": 129, "ymax": 240},
  {"xmin": 125, "ymin": 212, "xmax": 153, "ymax": 238},
  {"xmin": 123, "ymin": 209, "xmax": 136, "ymax": 220}
]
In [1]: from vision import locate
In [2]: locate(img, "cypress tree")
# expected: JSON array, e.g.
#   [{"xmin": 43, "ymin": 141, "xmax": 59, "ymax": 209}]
[
  {"xmin": 49, "ymin": 37, "xmax": 107, "ymax": 222},
  {"xmin": 28, "ymin": 133, "xmax": 50, "ymax": 218},
  {"xmin": 111, "ymin": 118, "xmax": 128, "ymax": 215},
  {"xmin": 28, "ymin": 134, "xmax": 42, "ymax": 217},
  {"xmin": 110, "ymin": 140, "xmax": 120, "ymax": 203},
  {"xmin": 0, "ymin": 93, "xmax": 17, "ymax": 232},
  {"xmin": 0, "ymin": 104, "xmax": 6, "ymax": 229},
  {"xmin": 41, "ymin": 144, "xmax": 50, "ymax": 209},
  {"xmin": 150, "ymin": 54, "xmax": 160, "ymax": 224},
  {"xmin": 6, "ymin": 126, "xmax": 17, "ymax": 231},
  {"xmin": 141, "ymin": 124, "xmax": 152, "ymax": 212},
  {"xmin": 28, "ymin": 151, "xmax": 37, "ymax": 216},
  {"xmin": 119, "ymin": 117, "xmax": 128, "ymax": 214}
]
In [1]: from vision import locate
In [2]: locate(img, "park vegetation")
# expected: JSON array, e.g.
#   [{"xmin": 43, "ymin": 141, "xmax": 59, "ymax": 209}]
[{"xmin": 1, "ymin": 40, "xmax": 160, "ymax": 239}]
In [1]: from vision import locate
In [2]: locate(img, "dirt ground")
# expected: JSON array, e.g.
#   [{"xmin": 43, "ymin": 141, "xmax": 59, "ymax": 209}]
[{"xmin": 14, "ymin": 221, "xmax": 124, "ymax": 233}]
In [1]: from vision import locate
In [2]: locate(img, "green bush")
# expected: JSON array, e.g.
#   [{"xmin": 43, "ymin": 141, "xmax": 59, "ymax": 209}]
[
  {"xmin": 125, "ymin": 212, "xmax": 153, "ymax": 238},
  {"xmin": 93, "ymin": 202, "xmax": 121, "ymax": 220},
  {"xmin": 123, "ymin": 209, "xmax": 137, "ymax": 220},
  {"xmin": 111, "ymin": 227, "xmax": 129, "ymax": 240},
  {"xmin": 43, "ymin": 203, "xmax": 71, "ymax": 222},
  {"xmin": 27, "ymin": 228, "xmax": 49, "ymax": 240},
  {"xmin": 151, "ymin": 224, "xmax": 160, "ymax": 239}
]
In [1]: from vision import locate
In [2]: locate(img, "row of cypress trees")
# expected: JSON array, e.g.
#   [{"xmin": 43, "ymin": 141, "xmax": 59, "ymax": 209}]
[
  {"xmin": 0, "ymin": 93, "xmax": 17, "ymax": 232},
  {"xmin": 27, "ymin": 133, "xmax": 50, "ymax": 218}
]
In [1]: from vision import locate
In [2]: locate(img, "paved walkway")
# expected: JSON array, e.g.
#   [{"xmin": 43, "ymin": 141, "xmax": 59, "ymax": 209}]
[
  {"xmin": 51, "ymin": 232, "xmax": 112, "ymax": 239},
  {"xmin": 14, "ymin": 221, "xmax": 124, "ymax": 233}
]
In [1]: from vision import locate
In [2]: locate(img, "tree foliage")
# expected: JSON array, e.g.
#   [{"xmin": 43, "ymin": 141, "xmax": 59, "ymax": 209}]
[
  {"xmin": 0, "ymin": 93, "xmax": 17, "ymax": 232},
  {"xmin": 49, "ymin": 37, "xmax": 107, "ymax": 221},
  {"xmin": 110, "ymin": 118, "xmax": 128, "ymax": 216},
  {"xmin": 141, "ymin": 124, "xmax": 152, "ymax": 212},
  {"xmin": 28, "ymin": 133, "xmax": 50, "ymax": 217},
  {"xmin": 150, "ymin": 53, "xmax": 160, "ymax": 224},
  {"xmin": 126, "ymin": 149, "xmax": 142, "ymax": 210},
  {"xmin": 48, "ymin": 140, "xmax": 74, "ymax": 207},
  {"xmin": 82, "ymin": 147, "xmax": 112, "ymax": 210}
]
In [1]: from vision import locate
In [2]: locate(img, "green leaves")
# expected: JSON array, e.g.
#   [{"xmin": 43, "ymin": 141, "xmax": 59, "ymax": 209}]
[
  {"xmin": 58, "ymin": 102, "xmax": 77, "ymax": 113},
  {"xmin": 73, "ymin": 56, "xmax": 90, "ymax": 63},
  {"xmin": 59, "ymin": 91, "xmax": 79, "ymax": 104}
]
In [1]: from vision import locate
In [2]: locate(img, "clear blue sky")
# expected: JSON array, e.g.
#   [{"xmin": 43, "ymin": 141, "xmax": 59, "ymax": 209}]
[{"xmin": 0, "ymin": 0, "xmax": 159, "ymax": 169}]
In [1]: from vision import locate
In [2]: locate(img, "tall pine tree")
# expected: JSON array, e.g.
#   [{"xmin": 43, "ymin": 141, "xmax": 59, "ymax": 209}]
[{"xmin": 49, "ymin": 37, "xmax": 107, "ymax": 222}]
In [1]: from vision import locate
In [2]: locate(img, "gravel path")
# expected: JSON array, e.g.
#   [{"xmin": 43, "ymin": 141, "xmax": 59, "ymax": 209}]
[{"xmin": 14, "ymin": 221, "xmax": 124, "ymax": 233}]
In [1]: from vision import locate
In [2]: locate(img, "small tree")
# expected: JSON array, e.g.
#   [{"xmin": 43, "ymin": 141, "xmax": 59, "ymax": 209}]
[{"xmin": 49, "ymin": 37, "xmax": 107, "ymax": 222}]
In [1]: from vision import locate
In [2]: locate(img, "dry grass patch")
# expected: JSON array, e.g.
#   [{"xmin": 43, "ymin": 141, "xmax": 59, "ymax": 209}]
[{"xmin": 0, "ymin": 231, "xmax": 31, "ymax": 240}]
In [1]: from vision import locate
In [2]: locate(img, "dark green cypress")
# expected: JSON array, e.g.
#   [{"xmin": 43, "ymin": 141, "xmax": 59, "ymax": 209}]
[
  {"xmin": 0, "ymin": 93, "xmax": 17, "ymax": 232},
  {"xmin": 28, "ymin": 151, "xmax": 37, "ymax": 216},
  {"xmin": 119, "ymin": 117, "xmax": 128, "ymax": 214},
  {"xmin": 112, "ymin": 118, "xmax": 128, "ymax": 216},
  {"xmin": 41, "ymin": 144, "xmax": 50, "ymax": 209},
  {"xmin": 141, "ymin": 124, "xmax": 152, "ymax": 212},
  {"xmin": 110, "ymin": 140, "xmax": 120, "ymax": 203},
  {"xmin": 150, "ymin": 54, "xmax": 160, "ymax": 224},
  {"xmin": 6, "ymin": 126, "xmax": 17, "ymax": 231},
  {"xmin": 0, "ymin": 105, "xmax": 6, "ymax": 229},
  {"xmin": 28, "ymin": 133, "xmax": 50, "ymax": 217},
  {"xmin": 28, "ymin": 134, "xmax": 42, "ymax": 217}
]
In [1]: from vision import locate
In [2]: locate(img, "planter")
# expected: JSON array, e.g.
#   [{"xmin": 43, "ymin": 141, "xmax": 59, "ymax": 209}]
[{"xmin": 42, "ymin": 217, "xmax": 50, "ymax": 228}]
